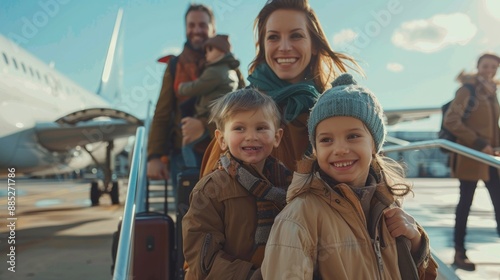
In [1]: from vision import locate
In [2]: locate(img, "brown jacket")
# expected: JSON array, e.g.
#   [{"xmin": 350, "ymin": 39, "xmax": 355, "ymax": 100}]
[
  {"xmin": 147, "ymin": 45, "xmax": 205, "ymax": 159},
  {"xmin": 443, "ymin": 73, "xmax": 500, "ymax": 181},
  {"xmin": 200, "ymin": 111, "xmax": 309, "ymax": 177},
  {"xmin": 182, "ymin": 168, "xmax": 258, "ymax": 280}
]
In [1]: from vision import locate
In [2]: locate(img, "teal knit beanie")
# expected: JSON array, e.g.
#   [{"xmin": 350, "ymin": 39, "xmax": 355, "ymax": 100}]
[{"xmin": 308, "ymin": 73, "xmax": 386, "ymax": 152}]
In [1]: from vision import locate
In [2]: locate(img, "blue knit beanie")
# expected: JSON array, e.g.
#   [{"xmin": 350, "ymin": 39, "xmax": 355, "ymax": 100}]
[{"xmin": 308, "ymin": 73, "xmax": 386, "ymax": 152}]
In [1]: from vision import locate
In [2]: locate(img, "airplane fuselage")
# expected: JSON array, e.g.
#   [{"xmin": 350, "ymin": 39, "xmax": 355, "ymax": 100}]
[{"xmin": 0, "ymin": 34, "xmax": 128, "ymax": 176}]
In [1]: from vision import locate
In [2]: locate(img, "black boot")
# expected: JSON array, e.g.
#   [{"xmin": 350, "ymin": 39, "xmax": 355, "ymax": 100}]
[{"xmin": 453, "ymin": 247, "xmax": 476, "ymax": 271}]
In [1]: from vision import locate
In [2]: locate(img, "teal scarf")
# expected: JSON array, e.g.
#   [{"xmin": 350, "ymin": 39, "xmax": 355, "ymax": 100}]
[{"xmin": 247, "ymin": 63, "xmax": 320, "ymax": 123}]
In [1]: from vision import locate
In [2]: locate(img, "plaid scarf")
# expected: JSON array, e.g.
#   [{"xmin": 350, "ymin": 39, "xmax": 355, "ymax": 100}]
[{"xmin": 219, "ymin": 152, "xmax": 292, "ymax": 246}]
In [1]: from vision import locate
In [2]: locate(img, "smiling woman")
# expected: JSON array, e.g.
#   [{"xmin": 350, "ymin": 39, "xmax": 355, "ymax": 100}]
[
  {"xmin": 201, "ymin": 0, "xmax": 363, "ymax": 176},
  {"xmin": 263, "ymin": 9, "xmax": 313, "ymax": 84},
  {"xmin": 249, "ymin": 0, "xmax": 362, "ymax": 93}
]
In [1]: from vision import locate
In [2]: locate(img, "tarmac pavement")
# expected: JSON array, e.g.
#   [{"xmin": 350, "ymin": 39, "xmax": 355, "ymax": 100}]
[
  {"xmin": 0, "ymin": 179, "xmax": 125, "ymax": 280},
  {"xmin": 405, "ymin": 178, "xmax": 500, "ymax": 280}
]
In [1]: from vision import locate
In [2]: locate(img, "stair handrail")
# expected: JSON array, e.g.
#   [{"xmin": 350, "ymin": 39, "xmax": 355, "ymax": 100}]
[
  {"xmin": 383, "ymin": 139, "xmax": 500, "ymax": 168},
  {"xmin": 113, "ymin": 100, "xmax": 153, "ymax": 279},
  {"xmin": 112, "ymin": 126, "xmax": 144, "ymax": 279}
]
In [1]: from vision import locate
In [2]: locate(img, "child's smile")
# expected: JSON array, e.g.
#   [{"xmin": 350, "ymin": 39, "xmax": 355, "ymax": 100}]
[
  {"xmin": 216, "ymin": 109, "xmax": 282, "ymax": 168},
  {"xmin": 314, "ymin": 116, "xmax": 375, "ymax": 188}
]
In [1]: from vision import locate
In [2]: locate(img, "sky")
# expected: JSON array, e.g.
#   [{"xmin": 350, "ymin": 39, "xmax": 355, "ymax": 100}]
[{"xmin": 1, "ymin": 0, "xmax": 499, "ymax": 131}]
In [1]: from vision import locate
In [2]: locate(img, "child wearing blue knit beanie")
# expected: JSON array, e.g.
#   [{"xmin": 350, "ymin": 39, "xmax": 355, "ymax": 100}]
[
  {"xmin": 307, "ymin": 73, "xmax": 386, "ymax": 152},
  {"xmin": 261, "ymin": 74, "xmax": 438, "ymax": 279}
]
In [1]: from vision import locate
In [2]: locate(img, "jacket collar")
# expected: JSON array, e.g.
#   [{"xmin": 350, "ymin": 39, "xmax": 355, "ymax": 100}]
[{"xmin": 287, "ymin": 158, "xmax": 395, "ymax": 208}]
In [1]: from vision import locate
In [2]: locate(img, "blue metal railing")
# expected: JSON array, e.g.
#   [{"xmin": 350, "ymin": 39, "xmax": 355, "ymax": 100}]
[
  {"xmin": 113, "ymin": 103, "xmax": 152, "ymax": 280},
  {"xmin": 383, "ymin": 139, "xmax": 500, "ymax": 168},
  {"xmin": 112, "ymin": 126, "xmax": 144, "ymax": 280}
]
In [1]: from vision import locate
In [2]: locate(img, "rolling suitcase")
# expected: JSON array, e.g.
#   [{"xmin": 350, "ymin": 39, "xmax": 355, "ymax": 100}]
[
  {"xmin": 111, "ymin": 179, "xmax": 176, "ymax": 280},
  {"xmin": 133, "ymin": 212, "xmax": 176, "ymax": 280},
  {"xmin": 111, "ymin": 212, "xmax": 176, "ymax": 280}
]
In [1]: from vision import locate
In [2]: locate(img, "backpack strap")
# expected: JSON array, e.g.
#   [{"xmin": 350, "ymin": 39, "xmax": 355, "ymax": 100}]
[
  {"xmin": 168, "ymin": 55, "xmax": 179, "ymax": 80},
  {"xmin": 461, "ymin": 84, "xmax": 476, "ymax": 121},
  {"xmin": 157, "ymin": 54, "xmax": 179, "ymax": 81}
]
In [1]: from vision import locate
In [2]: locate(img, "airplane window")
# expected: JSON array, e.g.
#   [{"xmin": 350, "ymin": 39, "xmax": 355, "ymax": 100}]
[
  {"xmin": 21, "ymin": 63, "xmax": 26, "ymax": 73},
  {"xmin": 2, "ymin": 53, "xmax": 8, "ymax": 65},
  {"xmin": 44, "ymin": 74, "xmax": 49, "ymax": 84},
  {"xmin": 36, "ymin": 70, "xmax": 41, "ymax": 80},
  {"xmin": 12, "ymin": 58, "xmax": 18, "ymax": 69},
  {"xmin": 29, "ymin": 67, "xmax": 34, "ymax": 77}
]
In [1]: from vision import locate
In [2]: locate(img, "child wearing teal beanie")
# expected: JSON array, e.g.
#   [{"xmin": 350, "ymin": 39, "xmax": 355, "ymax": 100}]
[
  {"xmin": 261, "ymin": 74, "xmax": 438, "ymax": 279},
  {"xmin": 307, "ymin": 73, "xmax": 386, "ymax": 152}
]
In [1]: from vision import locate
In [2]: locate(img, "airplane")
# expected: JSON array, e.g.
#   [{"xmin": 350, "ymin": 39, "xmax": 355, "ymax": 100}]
[
  {"xmin": 384, "ymin": 107, "xmax": 442, "ymax": 126},
  {"xmin": 0, "ymin": 9, "xmax": 142, "ymax": 206}
]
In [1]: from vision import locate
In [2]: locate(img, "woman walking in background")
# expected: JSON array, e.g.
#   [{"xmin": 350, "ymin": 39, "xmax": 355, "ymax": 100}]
[{"xmin": 443, "ymin": 52, "xmax": 500, "ymax": 271}]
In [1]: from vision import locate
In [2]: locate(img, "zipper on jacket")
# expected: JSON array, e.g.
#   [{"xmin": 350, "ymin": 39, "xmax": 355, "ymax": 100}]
[
  {"xmin": 373, "ymin": 236, "xmax": 384, "ymax": 279},
  {"xmin": 370, "ymin": 201, "xmax": 387, "ymax": 279},
  {"xmin": 345, "ymin": 190, "xmax": 384, "ymax": 279}
]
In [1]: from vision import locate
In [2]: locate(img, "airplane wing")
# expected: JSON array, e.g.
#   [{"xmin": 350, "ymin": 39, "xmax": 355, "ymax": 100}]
[
  {"xmin": 35, "ymin": 120, "xmax": 140, "ymax": 152},
  {"xmin": 35, "ymin": 108, "xmax": 142, "ymax": 152},
  {"xmin": 384, "ymin": 107, "xmax": 441, "ymax": 126}
]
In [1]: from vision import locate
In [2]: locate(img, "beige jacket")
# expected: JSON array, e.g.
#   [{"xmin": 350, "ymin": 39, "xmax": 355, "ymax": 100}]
[{"xmin": 261, "ymin": 160, "xmax": 438, "ymax": 280}]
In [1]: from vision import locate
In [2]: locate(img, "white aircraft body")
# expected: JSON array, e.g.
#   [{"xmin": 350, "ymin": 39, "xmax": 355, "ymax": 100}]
[{"xmin": 0, "ymin": 9, "xmax": 141, "ymax": 205}]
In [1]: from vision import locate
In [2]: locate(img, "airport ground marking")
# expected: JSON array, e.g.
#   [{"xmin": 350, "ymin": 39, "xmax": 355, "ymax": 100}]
[{"xmin": 6, "ymin": 167, "xmax": 16, "ymax": 272}]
